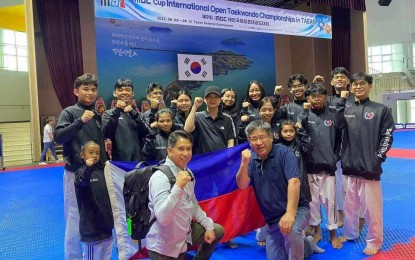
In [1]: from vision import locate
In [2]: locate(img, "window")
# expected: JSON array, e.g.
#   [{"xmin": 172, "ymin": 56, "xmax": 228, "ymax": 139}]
[
  {"xmin": 0, "ymin": 29, "xmax": 28, "ymax": 72},
  {"xmin": 368, "ymin": 43, "xmax": 403, "ymax": 73}
]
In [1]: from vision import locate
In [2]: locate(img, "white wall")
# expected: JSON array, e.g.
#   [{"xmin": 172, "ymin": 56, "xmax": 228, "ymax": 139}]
[
  {"xmin": 0, "ymin": 69, "xmax": 30, "ymax": 122},
  {"xmin": 366, "ymin": 0, "xmax": 414, "ymax": 45},
  {"xmin": 382, "ymin": 91, "xmax": 415, "ymax": 123}
]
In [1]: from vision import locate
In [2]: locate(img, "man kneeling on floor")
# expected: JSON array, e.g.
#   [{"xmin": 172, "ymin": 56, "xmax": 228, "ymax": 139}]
[
  {"xmin": 236, "ymin": 120, "xmax": 324, "ymax": 260},
  {"xmin": 146, "ymin": 130, "xmax": 224, "ymax": 259}
]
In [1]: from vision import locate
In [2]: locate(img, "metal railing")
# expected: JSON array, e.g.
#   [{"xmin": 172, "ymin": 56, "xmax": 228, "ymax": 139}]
[{"xmin": 369, "ymin": 67, "xmax": 414, "ymax": 94}]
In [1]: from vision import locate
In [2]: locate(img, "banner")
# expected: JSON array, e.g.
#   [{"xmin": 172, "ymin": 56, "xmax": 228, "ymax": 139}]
[
  {"xmin": 95, "ymin": 0, "xmax": 332, "ymax": 39},
  {"xmin": 104, "ymin": 142, "xmax": 265, "ymax": 259},
  {"xmin": 177, "ymin": 54, "xmax": 213, "ymax": 81}
]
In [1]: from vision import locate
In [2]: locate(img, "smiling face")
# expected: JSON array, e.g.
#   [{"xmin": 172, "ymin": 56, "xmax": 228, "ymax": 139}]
[
  {"xmin": 221, "ymin": 90, "xmax": 236, "ymax": 107},
  {"xmin": 259, "ymin": 101, "xmax": 276, "ymax": 123},
  {"xmin": 177, "ymin": 93, "xmax": 191, "ymax": 113},
  {"xmin": 74, "ymin": 84, "xmax": 98, "ymax": 105},
  {"xmin": 167, "ymin": 137, "xmax": 192, "ymax": 169},
  {"xmin": 331, "ymin": 73, "xmax": 350, "ymax": 92},
  {"xmin": 248, "ymin": 83, "xmax": 263, "ymax": 102},
  {"xmin": 114, "ymin": 86, "xmax": 133, "ymax": 102},
  {"xmin": 248, "ymin": 129, "xmax": 273, "ymax": 160},
  {"xmin": 350, "ymin": 80, "xmax": 372, "ymax": 101},
  {"xmin": 289, "ymin": 79, "xmax": 306, "ymax": 100}
]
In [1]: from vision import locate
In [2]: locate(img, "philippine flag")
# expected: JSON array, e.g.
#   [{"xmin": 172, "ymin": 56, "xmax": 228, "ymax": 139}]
[{"xmin": 177, "ymin": 54, "xmax": 213, "ymax": 81}]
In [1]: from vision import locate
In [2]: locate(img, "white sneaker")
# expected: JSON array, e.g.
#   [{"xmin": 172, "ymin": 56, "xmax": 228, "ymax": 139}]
[{"xmin": 39, "ymin": 162, "xmax": 47, "ymax": 165}]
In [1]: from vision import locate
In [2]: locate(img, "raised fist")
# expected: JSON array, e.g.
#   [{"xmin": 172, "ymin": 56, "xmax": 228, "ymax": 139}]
[{"xmin": 81, "ymin": 110, "xmax": 95, "ymax": 123}]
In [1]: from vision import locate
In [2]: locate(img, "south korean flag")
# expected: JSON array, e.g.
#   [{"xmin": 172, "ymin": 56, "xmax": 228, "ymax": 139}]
[{"xmin": 177, "ymin": 54, "xmax": 213, "ymax": 81}]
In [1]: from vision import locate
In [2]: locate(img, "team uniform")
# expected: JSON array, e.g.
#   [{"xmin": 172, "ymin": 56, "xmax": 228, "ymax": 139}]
[
  {"xmin": 102, "ymin": 107, "xmax": 150, "ymax": 161},
  {"xmin": 303, "ymin": 107, "xmax": 340, "ymax": 230},
  {"xmin": 335, "ymin": 97, "xmax": 395, "ymax": 251},
  {"xmin": 275, "ymin": 98, "xmax": 307, "ymax": 122},
  {"xmin": 75, "ymin": 164, "xmax": 114, "ymax": 260},
  {"xmin": 55, "ymin": 102, "xmax": 108, "ymax": 260},
  {"xmin": 327, "ymin": 94, "xmax": 348, "ymax": 213}
]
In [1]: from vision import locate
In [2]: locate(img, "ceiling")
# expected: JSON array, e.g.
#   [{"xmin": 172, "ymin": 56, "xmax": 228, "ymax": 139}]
[{"xmin": 227, "ymin": 0, "xmax": 308, "ymax": 10}]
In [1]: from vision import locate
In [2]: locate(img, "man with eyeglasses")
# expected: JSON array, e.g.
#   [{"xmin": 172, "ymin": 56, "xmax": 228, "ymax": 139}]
[
  {"xmin": 335, "ymin": 72, "xmax": 395, "ymax": 256},
  {"xmin": 274, "ymin": 74, "xmax": 309, "ymax": 123},
  {"xmin": 236, "ymin": 120, "xmax": 324, "ymax": 260}
]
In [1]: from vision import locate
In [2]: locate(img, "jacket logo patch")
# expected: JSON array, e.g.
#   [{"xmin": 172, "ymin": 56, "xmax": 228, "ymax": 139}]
[
  {"xmin": 324, "ymin": 120, "xmax": 333, "ymax": 126},
  {"xmin": 364, "ymin": 112, "xmax": 374, "ymax": 120}
]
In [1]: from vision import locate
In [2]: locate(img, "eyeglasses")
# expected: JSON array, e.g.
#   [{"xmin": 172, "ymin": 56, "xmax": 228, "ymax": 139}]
[
  {"xmin": 351, "ymin": 81, "xmax": 368, "ymax": 88},
  {"xmin": 248, "ymin": 135, "xmax": 270, "ymax": 143},
  {"xmin": 309, "ymin": 94, "xmax": 326, "ymax": 99},
  {"xmin": 291, "ymin": 84, "xmax": 305, "ymax": 90}
]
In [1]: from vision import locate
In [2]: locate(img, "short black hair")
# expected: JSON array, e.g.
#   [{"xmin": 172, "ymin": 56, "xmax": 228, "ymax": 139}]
[
  {"xmin": 278, "ymin": 120, "xmax": 296, "ymax": 134},
  {"xmin": 74, "ymin": 73, "xmax": 98, "ymax": 89},
  {"xmin": 114, "ymin": 78, "xmax": 133, "ymax": 90},
  {"xmin": 175, "ymin": 88, "xmax": 192, "ymax": 100},
  {"xmin": 258, "ymin": 97, "xmax": 277, "ymax": 110},
  {"xmin": 146, "ymin": 82, "xmax": 163, "ymax": 95},
  {"xmin": 305, "ymin": 83, "xmax": 327, "ymax": 97},
  {"xmin": 156, "ymin": 108, "xmax": 174, "ymax": 121},
  {"xmin": 221, "ymin": 87, "xmax": 237, "ymax": 102},
  {"xmin": 351, "ymin": 72, "xmax": 373, "ymax": 85},
  {"xmin": 287, "ymin": 74, "xmax": 307, "ymax": 88},
  {"xmin": 167, "ymin": 130, "xmax": 193, "ymax": 148},
  {"xmin": 80, "ymin": 141, "xmax": 99, "ymax": 152},
  {"xmin": 331, "ymin": 67, "xmax": 350, "ymax": 79}
]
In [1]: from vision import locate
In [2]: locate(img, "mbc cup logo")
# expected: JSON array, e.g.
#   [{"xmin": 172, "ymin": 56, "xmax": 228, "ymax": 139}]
[{"xmin": 364, "ymin": 112, "xmax": 374, "ymax": 120}]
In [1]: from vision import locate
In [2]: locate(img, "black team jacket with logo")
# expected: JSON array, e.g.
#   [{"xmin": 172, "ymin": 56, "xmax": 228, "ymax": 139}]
[
  {"xmin": 335, "ymin": 98, "xmax": 395, "ymax": 181},
  {"xmin": 55, "ymin": 102, "xmax": 107, "ymax": 172}
]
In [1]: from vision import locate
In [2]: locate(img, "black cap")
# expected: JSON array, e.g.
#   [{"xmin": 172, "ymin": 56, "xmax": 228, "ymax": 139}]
[{"xmin": 204, "ymin": 86, "xmax": 221, "ymax": 98}]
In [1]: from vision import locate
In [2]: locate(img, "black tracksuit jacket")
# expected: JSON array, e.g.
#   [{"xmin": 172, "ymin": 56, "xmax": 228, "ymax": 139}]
[
  {"xmin": 75, "ymin": 165, "xmax": 114, "ymax": 242},
  {"xmin": 335, "ymin": 98, "xmax": 395, "ymax": 181},
  {"xmin": 54, "ymin": 102, "xmax": 107, "ymax": 172}
]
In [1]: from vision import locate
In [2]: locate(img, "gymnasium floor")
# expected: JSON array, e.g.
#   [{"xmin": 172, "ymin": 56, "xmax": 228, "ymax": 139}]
[{"xmin": 0, "ymin": 129, "xmax": 414, "ymax": 260}]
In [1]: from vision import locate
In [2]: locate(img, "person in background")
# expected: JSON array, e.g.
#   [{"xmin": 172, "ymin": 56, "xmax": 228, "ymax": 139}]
[
  {"xmin": 221, "ymin": 87, "xmax": 240, "ymax": 128},
  {"xmin": 169, "ymin": 89, "xmax": 192, "ymax": 129},
  {"xmin": 39, "ymin": 118, "xmax": 59, "ymax": 165},
  {"xmin": 143, "ymin": 108, "xmax": 180, "ymax": 162},
  {"xmin": 143, "ymin": 82, "xmax": 165, "ymax": 126},
  {"xmin": 240, "ymin": 80, "xmax": 267, "ymax": 124}
]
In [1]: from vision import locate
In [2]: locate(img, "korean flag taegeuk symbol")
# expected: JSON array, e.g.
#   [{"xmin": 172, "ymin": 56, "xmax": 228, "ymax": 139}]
[{"xmin": 177, "ymin": 54, "xmax": 213, "ymax": 81}]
